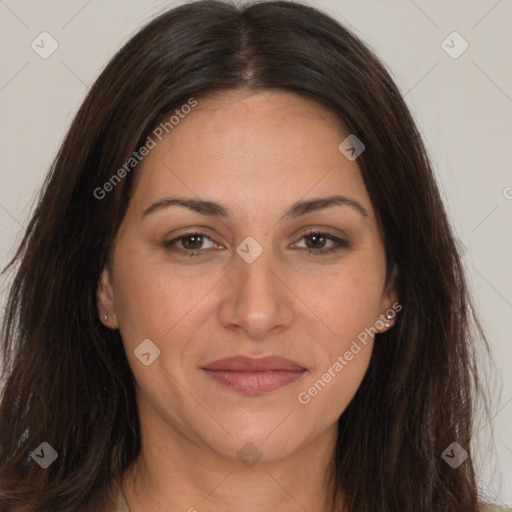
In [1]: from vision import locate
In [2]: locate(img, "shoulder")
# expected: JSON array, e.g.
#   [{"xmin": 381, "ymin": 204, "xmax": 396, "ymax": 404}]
[{"xmin": 115, "ymin": 491, "xmax": 130, "ymax": 512}]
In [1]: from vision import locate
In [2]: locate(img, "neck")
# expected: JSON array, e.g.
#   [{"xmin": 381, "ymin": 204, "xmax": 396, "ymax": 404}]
[{"xmin": 121, "ymin": 404, "xmax": 342, "ymax": 512}]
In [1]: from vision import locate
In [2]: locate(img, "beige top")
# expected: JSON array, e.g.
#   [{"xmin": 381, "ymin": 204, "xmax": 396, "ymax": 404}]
[
  {"xmin": 113, "ymin": 491, "xmax": 130, "ymax": 512},
  {"xmin": 115, "ymin": 485, "xmax": 130, "ymax": 512}
]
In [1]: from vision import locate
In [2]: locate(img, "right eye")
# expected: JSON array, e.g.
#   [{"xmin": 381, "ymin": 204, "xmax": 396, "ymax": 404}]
[{"xmin": 163, "ymin": 232, "xmax": 222, "ymax": 257}]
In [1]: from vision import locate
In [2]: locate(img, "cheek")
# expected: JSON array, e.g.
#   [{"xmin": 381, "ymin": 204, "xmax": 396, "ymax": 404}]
[
  {"xmin": 296, "ymin": 270, "xmax": 379, "ymax": 421},
  {"xmin": 297, "ymin": 342, "xmax": 372, "ymax": 431},
  {"xmin": 111, "ymin": 242, "xmax": 209, "ymax": 338},
  {"xmin": 294, "ymin": 254, "xmax": 383, "ymax": 404},
  {"xmin": 297, "ymin": 259, "xmax": 385, "ymax": 423},
  {"xmin": 305, "ymin": 257, "xmax": 385, "ymax": 340}
]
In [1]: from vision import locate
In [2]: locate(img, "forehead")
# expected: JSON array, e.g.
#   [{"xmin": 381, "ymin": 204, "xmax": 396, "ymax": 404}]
[{"xmin": 129, "ymin": 89, "xmax": 371, "ymax": 219}]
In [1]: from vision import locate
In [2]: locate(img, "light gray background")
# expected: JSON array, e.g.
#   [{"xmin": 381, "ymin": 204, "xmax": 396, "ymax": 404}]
[{"xmin": 0, "ymin": 0, "xmax": 511, "ymax": 505}]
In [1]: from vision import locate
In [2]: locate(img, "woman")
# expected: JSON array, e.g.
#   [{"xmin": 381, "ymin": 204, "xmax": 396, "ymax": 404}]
[{"xmin": 0, "ymin": 1, "xmax": 508, "ymax": 511}]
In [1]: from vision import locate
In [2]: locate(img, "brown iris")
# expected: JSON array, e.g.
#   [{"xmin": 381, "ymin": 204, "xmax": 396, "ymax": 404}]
[
  {"xmin": 181, "ymin": 234, "xmax": 205, "ymax": 250},
  {"xmin": 304, "ymin": 233, "xmax": 327, "ymax": 249}
]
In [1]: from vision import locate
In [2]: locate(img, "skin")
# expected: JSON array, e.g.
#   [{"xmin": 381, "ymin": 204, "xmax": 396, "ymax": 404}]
[{"xmin": 97, "ymin": 89, "xmax": 397, "ymax": 512}]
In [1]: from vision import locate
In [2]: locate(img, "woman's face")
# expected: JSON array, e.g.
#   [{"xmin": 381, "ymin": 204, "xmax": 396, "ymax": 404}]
[{"xmin": 98, "ymin": 89, "xmax": 396, "ymax": 463}]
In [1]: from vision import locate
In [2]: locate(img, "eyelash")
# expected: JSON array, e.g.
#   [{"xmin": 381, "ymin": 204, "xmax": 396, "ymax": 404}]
[{"xmin": 163, "ymin": 230, "xmax": 349, "ymax": 258}]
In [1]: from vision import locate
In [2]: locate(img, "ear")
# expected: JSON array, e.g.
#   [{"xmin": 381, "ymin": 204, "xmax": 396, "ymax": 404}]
[
  {"xmin": 376, "ymin": 264, "xmax": 400, "ymax": 333},
  {"xmin": 96, "ymin": 265, "xmax": 119, "ymax": 329}
]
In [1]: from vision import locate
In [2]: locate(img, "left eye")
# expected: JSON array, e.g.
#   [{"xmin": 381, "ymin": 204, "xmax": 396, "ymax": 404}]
[{"xmin": 292, "ymin": 231, "xmax": 348, "ymax": 255}]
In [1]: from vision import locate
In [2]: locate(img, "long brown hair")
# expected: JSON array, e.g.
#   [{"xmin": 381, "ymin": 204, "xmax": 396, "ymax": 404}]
[{"xmin": 0, "ymin": 1, "xmax": 491, "ymax": 510}]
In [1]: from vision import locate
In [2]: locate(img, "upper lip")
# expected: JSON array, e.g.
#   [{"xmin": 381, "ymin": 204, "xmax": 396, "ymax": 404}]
[{"xmin": 202, "ymin": 356, "xmax": 306, "ymax": 372}]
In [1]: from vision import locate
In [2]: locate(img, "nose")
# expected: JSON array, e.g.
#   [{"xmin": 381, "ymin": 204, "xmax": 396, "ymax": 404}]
[{"xmin": 217, "ymin": 246, "xmax": 294, "ymax": 340}]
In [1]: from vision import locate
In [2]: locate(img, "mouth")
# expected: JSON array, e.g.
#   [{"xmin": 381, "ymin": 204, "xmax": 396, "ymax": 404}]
[{"xmin": 201, "ymin": 356, "xmax": 307, "ymax": 396}]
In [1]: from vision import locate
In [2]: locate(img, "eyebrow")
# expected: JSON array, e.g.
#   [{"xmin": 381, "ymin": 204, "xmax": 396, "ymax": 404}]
[{"xmin": 141, "ymin": 194, "xmax": 368, "ymax": 219}]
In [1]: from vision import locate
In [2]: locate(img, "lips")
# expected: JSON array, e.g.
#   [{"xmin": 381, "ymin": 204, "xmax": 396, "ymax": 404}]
[{"xmin": 201, "ymin": 356, "xmax": 306, "ymax": 395}]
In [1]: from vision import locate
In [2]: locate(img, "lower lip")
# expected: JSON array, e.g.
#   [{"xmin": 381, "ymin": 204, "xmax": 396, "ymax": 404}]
[{"xmin": 202, "ymin": 369, "xmax": 306, "ymax": 395}]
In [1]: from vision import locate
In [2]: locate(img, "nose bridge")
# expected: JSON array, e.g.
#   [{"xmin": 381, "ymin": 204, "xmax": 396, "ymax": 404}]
[{"xmin": 217, "ymin": 242, "xmax": 293, "ymax": 338}]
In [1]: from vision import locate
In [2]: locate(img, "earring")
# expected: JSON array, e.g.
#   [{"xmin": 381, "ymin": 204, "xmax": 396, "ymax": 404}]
[
  {"xmin": 384, "ymin": 311, "xmax": 394, "ymax": 327},
  {"xmin": 104, "ymin": 311, "xmax": 108, "ymax": 321}
]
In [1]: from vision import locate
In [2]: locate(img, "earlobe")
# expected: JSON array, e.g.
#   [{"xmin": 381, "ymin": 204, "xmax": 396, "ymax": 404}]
[
  {"xmin": 378, "ymin": 264, "xmax": 400, "ymax": 333},
  {"xmin": 383, "ymin": 309, "xmax": 396, "ymax": 328},
  {"xmin": 96, "ymin": 266, "xmax": 118, "ymax": 329},
  {"xmin": 376, "ymin": 303, "xmax": 399, "ymax": 333}
]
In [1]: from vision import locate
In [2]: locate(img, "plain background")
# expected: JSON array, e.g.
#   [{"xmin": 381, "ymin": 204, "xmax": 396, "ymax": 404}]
[{"xmin": 0, "ymin": 0, "xmax": 511, "ymax": 506}]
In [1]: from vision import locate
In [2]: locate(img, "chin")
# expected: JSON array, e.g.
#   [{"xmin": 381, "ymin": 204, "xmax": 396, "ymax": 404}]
[{"xmin": 200, "ymin": 414, "xmax": 312, "ymax": 464}]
